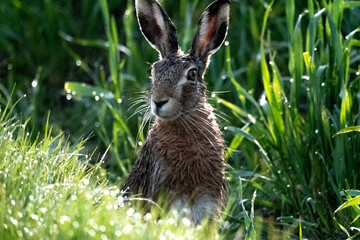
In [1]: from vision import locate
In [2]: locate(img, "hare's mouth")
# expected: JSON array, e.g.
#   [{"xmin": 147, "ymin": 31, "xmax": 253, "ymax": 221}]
[{"xmin": 151, "ymin": 98, "xmax": 181, "ymax": 121}]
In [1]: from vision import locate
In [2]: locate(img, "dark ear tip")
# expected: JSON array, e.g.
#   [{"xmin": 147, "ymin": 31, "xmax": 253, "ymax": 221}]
[
  {"xmin": 213, "ymin": 0, "xmax": 231, "ymax": 5},
  {"xmin": 207, "ymin": 0, "xmax": 231, "ymax": 13}
]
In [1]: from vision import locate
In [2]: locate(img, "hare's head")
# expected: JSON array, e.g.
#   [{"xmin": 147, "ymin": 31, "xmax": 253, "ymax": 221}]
[{"xmin": 135, "ymin": 0, "xmax": 230, "ymax": 121}]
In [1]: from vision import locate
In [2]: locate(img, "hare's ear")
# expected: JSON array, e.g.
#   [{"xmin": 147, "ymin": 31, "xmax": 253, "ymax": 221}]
[
  {"xmin": 190, "ymin": 0, "xmax": 230, "ymax": 61},
  {"xmin": 135, "ymin": 0, "xmax": 179, "ymax": 58}
]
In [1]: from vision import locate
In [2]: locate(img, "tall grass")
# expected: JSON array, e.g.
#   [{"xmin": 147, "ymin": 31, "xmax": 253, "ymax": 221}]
[
  {"xmin": 222, "ymin": 0, "xmax": 360, "ymax": 238},
  {"xmin": 0, "ymin": 106, "xmax": 230, "ymax": 239}
]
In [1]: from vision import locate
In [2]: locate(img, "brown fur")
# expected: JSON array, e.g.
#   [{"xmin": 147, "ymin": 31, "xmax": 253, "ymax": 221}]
[{"xmin": 123, "ymin": 104, "xmax": 226, "ymax": 206}]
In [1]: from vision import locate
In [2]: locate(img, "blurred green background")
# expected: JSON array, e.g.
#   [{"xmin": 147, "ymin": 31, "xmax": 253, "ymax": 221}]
[{"xmin": 1, "ymin": 0, "xmax": 360, "ymax": 238}]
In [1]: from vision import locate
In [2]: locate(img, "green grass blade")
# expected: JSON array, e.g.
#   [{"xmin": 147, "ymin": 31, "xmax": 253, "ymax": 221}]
[
  {"xmin": 227, "ymin": 126, "xmax": 273, "ymax": 168},
  {"xmin": 286, "ymin": 0, "xmax": 294, "ymax": 37},
  {"xmin": 335, "ymin": 195, "xmax": 360, "ymax": 213},
  {"xmin": 333, "ymin": 126, "xmax": 360, "ymax": 137},
  {"xmin": 289, "ymin": 13, "xmax": 304, "ymax": 108},
  {"xmin": 59, "ymin": 31, "xmax": 130, "ymax": 55},
  {"xmin": 64, "ymin": 82, "xmax": 115, "ymax": 100},
  {"xmin": 343, "ymin": 1, "xmax": 360, "ymax": 8}
]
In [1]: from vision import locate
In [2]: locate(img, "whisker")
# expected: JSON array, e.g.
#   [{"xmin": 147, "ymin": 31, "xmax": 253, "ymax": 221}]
[
  {"xmin": 136, "ymin": 108, "xmax": 153, "ymax": 148},
  {"xmin": 191, "ymin": 115, "xmax": 219, "ymax": 140},
  {"xmin": 128, "ymin": 99, "xmax": 149, "ymax": 110},
  {"xmin": 179, "ymin": 116, "xmax": 200, "ymax": 146},
  {"xmin": 190, "ymin": 107, "xmax": 230, "ymax": 124},
  {"xmin": 128, "ymin": 106, "xmax": 149, "ymax": 120},
  {"xmin": 182, "ymin": 114, "xmax": 221, "ymax": 157}
]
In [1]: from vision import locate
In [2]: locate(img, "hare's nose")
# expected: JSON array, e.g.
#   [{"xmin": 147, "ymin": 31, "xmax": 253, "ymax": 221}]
[{"xmin": 154, "ymin": 99, "xmax": 169, "ymax": 109}]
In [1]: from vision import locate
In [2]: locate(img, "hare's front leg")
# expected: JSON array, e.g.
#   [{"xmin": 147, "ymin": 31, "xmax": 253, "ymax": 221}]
[
  {"xmin": 171, "ymin": 194, "xmax": 219, "ymax": 224},
  {"xmin": 190, "ymin": 195, "xmax": 219, "ymax": 224}
]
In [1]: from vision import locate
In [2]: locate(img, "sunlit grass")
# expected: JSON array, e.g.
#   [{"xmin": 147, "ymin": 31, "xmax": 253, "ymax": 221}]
[{"xmin": 0, "ymin": 112, "xmax": 231, "ymax": 239}]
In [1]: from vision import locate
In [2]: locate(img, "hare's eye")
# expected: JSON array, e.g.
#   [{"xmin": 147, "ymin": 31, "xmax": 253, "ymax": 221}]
[{"xmin": 187, "ymin": 68, "xmax": 197, "ymax": 81}]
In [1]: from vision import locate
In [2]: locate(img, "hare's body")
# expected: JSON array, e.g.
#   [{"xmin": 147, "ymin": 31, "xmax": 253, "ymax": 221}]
[
  {"xmin": 124, "ymin": 104, "xmax": 226, "ymax": 222},
  {"xmin": 123, "ymin": 0, "xmax": 230, "ymax": 223}
]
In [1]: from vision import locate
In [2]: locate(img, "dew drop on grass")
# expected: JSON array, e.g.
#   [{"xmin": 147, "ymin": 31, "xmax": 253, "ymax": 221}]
[
  {"xmin": 182, "ymin": 217, "xmax": 191, "ymax": 227},
  {"xmin": 126, "ymin": 208, "xmax": 134, "ymax": 217},
  {"xmin": 95, "ymin": 96, "xmax": 100, "ymax": 101},
  {"xmin": 95, "ymin": 122, "xmax": 100, "ymax": 128},
  {"xmin": 166, "ymin": 218, "xmax": 175, "ymax": 225},
  {"xmin": 31, "ymin": 80, "xmax": 38, "ymax": 88},
  {"xmin": 223, "ymin": 221, "xmax": 230, "ymax": 229},
  {"xmin": 76, "ymin": 60, "xmax": 82, "ymax": 66},
  {"xmin": 17, "ymin": 231, "xmax": 23, "ymax": 238},
  {"xmin": 115, "ymin": 230, "xmax": 121, "ymax": 237},
  {"xmin": 224, "ymin": 41, "xmax": 229, "ymax": 46},
  {"xmin": 290, "ymin": 78, "xmax": 294, "ymax": 83},
  {"xmin": 124, "ymin": 224, "xmax": 133, "ymax": 234},
  {"xmin": 11, "ymin": 200, "xmax": 15, "ymax": 206},
  {"xmin": 118, "ymin": 98, "xmax": 122, "ymax": 104},
  {"xmin": 315, "ymin": 129, "xmax": 319, "ymax": 134},
  {"xmin": 321, "ymin": 82, "xmax": 325, "ymax": 87},
  {"xmin": 145, "ymin": 213, "xmax": 154, "ymax": 221},
  {"xmin": 100, "ymin": 225, "xmax": 106, "ymax": 232},
  {"xmin": 248, "ymin": 114, "xmax": 256, "ymax": 123},
  {"xmin": 66, "ymin": 94, "xmax": 72, "ymax": 100},
  {"xmin": 10, "ymin": 217, "xmax": 18, "ymax": 226},
  {"xmin": 73, "ymin": 221, "xmax": 79, "ymax": 228},
  {"xmin": 88, "ymin": 230, "xmax": 96, "ymax": 237},
  {"xmin": 134, "ymin": 212, "xmax": 141, "ymax": 220}
]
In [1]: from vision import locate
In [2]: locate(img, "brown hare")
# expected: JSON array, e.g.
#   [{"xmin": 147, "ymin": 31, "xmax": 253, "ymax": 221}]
[{"xmin": 123, "ymin": 0, "xmax": 230, "ymax": 224}]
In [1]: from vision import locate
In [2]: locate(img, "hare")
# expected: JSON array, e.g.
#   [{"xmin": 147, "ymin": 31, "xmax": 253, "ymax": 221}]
[{"xmin": 123, "ymin": 0, "xmax": 230, "ymax": 224}]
